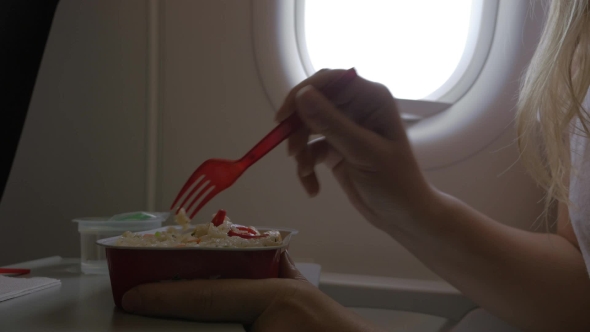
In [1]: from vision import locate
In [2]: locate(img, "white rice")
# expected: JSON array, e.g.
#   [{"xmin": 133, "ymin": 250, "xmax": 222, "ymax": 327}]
[{"xmin": 115, "ymin": 214, "xmax": 282, "ymax": 248}]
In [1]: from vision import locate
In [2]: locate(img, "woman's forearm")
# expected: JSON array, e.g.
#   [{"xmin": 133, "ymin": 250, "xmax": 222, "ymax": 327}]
[{"xmin": 388, "ymin": 190, "xmax": 590, "ymax": 331}]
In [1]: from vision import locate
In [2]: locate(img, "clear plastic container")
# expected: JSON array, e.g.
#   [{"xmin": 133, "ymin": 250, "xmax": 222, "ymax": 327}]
[{"xmin": 73, "ymin": 212, "xmax": 169, "ymax": 274}]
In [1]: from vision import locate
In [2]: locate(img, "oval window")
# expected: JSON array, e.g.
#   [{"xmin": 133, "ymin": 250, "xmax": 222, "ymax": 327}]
[{"xmin": 298, "ymin": 0, "xmax": 480, "ymax": 101}]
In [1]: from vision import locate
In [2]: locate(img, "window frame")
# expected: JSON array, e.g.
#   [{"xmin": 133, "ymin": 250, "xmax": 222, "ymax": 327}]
[{"xmin": 252, "ymin": 0, "xmax": 546, "ymax": 169}]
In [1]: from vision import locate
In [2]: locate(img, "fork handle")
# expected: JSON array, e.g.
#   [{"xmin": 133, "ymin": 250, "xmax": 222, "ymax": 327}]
[
  {"xmin": 238, "ymin": 113, "xmax": 302, "ymax": 167},
  {"xmin": 238, "ymin": 68, "xmax": 358, "ymax": 169}
]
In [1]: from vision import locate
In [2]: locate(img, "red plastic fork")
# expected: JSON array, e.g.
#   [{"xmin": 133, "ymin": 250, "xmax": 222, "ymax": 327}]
[{"xmin": 171, "ymin": 68, "xmax": 358, "ymax": 218}]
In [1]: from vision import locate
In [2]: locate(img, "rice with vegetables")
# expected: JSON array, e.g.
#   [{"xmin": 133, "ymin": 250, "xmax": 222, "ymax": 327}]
[{"xmin": 115, "ymin": 209, "xmax": 282, "ymax": 248}]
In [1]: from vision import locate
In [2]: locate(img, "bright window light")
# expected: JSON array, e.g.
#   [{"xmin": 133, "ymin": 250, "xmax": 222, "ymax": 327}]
[{"xmin": 302, "ymin": 0, "xmax": 473, "ymax": 100}]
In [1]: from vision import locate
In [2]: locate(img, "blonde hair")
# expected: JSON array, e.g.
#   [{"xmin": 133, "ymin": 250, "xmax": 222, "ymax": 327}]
[{"xmin": 516, "ymin": 0, "xmax": 590, "ymax": 222}]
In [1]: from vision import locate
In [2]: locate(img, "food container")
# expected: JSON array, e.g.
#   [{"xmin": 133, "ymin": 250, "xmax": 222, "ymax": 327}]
[
  {"xmin": 97, "ymin": 226, "xmax": 298, "ymax": 308},
  {"xmin": 73, "ymin": 212, "xmax": 169, "ymax": 274}
]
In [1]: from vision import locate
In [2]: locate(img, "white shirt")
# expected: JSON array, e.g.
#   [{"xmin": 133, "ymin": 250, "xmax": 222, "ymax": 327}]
[{"xmin": 569, "ymin": 90, "xmax": 590, "ymax": 276}]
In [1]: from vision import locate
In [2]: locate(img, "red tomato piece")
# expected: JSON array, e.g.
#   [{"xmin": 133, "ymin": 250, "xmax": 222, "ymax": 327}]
[{"xmin": 211, "ymin": 209, "xmax": 227, "ymax": 226}]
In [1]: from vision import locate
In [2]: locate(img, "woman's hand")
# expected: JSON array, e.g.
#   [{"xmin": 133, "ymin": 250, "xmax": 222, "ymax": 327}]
[
  {"xmin": 276, "ymin": 69, "xmax": 439, "ymax": 232},
  {"xmin": 121, "ymin": 252, "xmax": 383, "ymax": 332}
]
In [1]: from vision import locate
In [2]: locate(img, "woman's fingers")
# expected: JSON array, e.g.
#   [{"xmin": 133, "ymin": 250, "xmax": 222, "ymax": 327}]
[
  {"xmin": 275, "ymin": 69, "xmax": 349, "ymax": 122},
  {"xmin": 288, "ymin": 126, "xmax": 310, "ymax": 157},
  {"xmin": 121, "ymin": 253, "xmax": 309, "ymax": 325},
  {"xmin": 295, "ymin": 86, "xmax": 380, "ymax": 168},
  {"xmin": 296, "ymin": 150, "xmax": 320, "ymax": 197},
  {"xmin": 122, "ymin": 278, "xmax": 281, "ymax": 324},
  {"xmin": 294, "ymin": 138, "xmax": 343, "ymax": 196}
]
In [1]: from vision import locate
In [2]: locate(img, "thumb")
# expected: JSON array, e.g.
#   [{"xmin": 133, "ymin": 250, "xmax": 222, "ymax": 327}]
[
  {"xmin": 295, "ymin": 85, "xmax": 377, "ymax": 164},
  {"xmin": 279, "ymin": 251, "xmax": 308, "ymax": 282}
]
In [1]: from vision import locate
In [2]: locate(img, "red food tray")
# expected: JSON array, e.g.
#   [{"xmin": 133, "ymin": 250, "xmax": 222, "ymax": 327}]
[{"xmin": 97, "ymin": 226, "xmax": 297, "ymax": 307}]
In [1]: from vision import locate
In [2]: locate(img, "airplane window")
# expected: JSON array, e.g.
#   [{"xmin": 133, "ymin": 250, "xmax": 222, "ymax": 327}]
[
  {"xmin": 253, "ymin": 0, "xmax": 542, "ymax": 168},
  {"xmin": 298, "ymin": 0, "xmax": 480, "ymax": 101}
]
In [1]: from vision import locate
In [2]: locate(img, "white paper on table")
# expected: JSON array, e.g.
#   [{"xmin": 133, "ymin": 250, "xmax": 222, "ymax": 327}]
[{"xmin": 0, "ymin": 275, "xmax": 61, "ymax": 302}]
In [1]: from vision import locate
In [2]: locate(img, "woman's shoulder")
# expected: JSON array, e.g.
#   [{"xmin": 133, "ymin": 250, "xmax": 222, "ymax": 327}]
[
  {"xmin": 568, "ymin": 90, "xmax": 590, "ymax": 204},
  {"xmin": 570, "ymin": 89, "xmax": 590, "ymax": 153}
]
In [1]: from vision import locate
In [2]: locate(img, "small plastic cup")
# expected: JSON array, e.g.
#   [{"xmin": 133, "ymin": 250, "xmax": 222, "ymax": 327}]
[{"xmin": 73, "ymin": 212, "xmax": 169, "ymax": 274}]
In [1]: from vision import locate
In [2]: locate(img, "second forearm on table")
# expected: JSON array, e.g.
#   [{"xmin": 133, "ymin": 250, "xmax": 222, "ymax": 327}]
[{"xmin": 387, "ymin": 191, "xmax": 590, "ymax": 331}]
